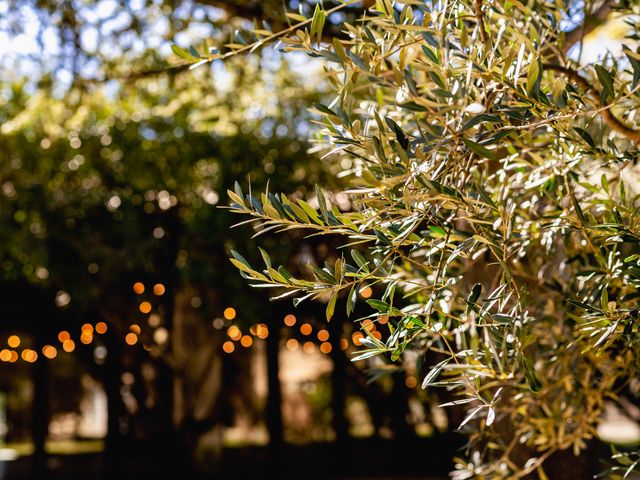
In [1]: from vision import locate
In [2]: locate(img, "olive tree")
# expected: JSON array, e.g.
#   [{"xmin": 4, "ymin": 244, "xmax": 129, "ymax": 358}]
[{"xmin": 179, "ymin": 0, "xmax": 640, "ymax": 477}]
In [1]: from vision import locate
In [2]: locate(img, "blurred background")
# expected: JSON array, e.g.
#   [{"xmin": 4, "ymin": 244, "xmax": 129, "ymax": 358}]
[
  {"xmin": 0, "ymin": 1, "xmax": 635, "ymax": 479},
  {"xmin": 0, "ymin": 1, "xmax": 464, "ymax": 478}
]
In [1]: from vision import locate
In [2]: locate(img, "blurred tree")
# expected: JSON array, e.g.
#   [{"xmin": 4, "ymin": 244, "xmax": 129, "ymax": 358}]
[{"xmin": 0, "ymin": 48, "xmax": 336, "ymax": 473}]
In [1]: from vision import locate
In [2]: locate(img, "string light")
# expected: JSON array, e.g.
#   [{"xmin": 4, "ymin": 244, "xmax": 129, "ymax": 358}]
[
  {"xmin": 405, "ymin": 376, "xmax": 418, "ymax": 388},
  {"xmin": 153, "ymin": 283, "xmax": 165, "ymax": 295},
  {"xmin": 300, "ymin": 323, "xmax": 312, "ymax": 336},
  {"xmin": 7, "ymin": 335, "xmax": 20, "ymax": 348},
  {"xmin": 284, "ymin": 314, "xmax": 296, "ymax": 326},
  {"xmin": 0, "ymin": 350, "xmax": 11, "ymax": 361},
  {"xmin": 95, "ymin": 322, "xmax": 108, "ymax": 334},
  {"xmin": 240, "ymin": 335, "xmax": 253, "ymax": 348},
  {"xmin": 58, "ymin": 331, "xmax": 70, "ymax": 343},
  {"xmin": 223, "ymin": 307, "xmax": 236, "ymax": 320},
  {"xmin": 320, "ymin": 342, "xmax": 332, "ymax": 354},
  {"xmin": 62, "ymin": 339, "xmax": 75, "ymax": 352},
  {"xmin": 130, "ymin": 324, "xmax": 141, "ymax": 334},
  {"xmin": 42, "ymin": 345, "xmax": 57, "ymax": 359},
  {"xmin": 80, "ymin": 333, "xmax": 93, "ymax": 345},
  {"xmin": 125, "ymin": 333, "xmax": 138, "ymax": 345},
  {"xmin": 8, "ymin": 351, "xmax": 17, "ymax": 362},
  {"xmin": 139, "ymin": 302, "xmax": 152, "ymax": 314},
  {"xmin": 133, "ymin": 282, "xmax": 145, "ymax": 294},
  {"xmin": 317, "ymin": 329, "xmax": 329, "ymax": 342},
  {"xmin": 340, "ymin": 338, "xmax": 349, "ymax": 351},
  {"xmin": 352, "ymin": 332, "xmax": 364, "ymax": 346},
  {"xmin": 360, "ymin": 286, "xmax": 373, "ymax": 298},
  {"xmin": 286, "ymin": 339, "xmax": 299, "ymax": 351},
  {"xmin": 378, "ymin": 315, "xmax": 389, "ymax": 325},
  {"xmin": 222, "ymin": 341, "xmax": 235, "ymax": 353},
  {"xmin": 227, "ymin": 326, "xmax": 241, "ymax": 341},
  {"xmin": 256, "ymin": 324, "xmax": 269, "ymax": 339},
  {"xmin": 361, "ymin": 319, "xmax": 375, "ymax": 332},
  {"xmin": 81, "ymin": 323, "xmax": 94, "ymax": 334}
]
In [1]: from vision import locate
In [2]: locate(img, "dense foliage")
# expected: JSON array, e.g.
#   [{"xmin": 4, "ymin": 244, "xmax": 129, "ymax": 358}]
[{"xmin": 179, "ymin": 0, "xmax": 640, "ymax": 477}]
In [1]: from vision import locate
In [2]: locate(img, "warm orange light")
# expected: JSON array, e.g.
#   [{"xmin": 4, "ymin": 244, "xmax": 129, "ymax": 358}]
[
  {"xmin": 58, "ymin": 331, "xmax": 70, "ymax": 342},
  {"xmin": 256, "ymin": 324, "xmax": 269, "ymax": 339},
  {"xmin": 372, "ymin": 330, "xmax": 382, "ymax": 340},
  {"xmin": 227, "ymin": 325, "xmax": 242, "ymax": 341},
  {"xmin": 361, "ymin": 319, "xmax": 375, "ymax": 332},
  {"xmin": 21, "ymin": 349, "xmax": 37, "ymax": 362},
  {"xmin": 405, "ymin": 376, "xmax": 418, "ymax": 388},
  {"xmin": 7, "ymin": 335, "xmax": 20, "ymax": 348},
  {"xmin": 62, "ymin": 339, "xmax": 75, "ymax": 352},
  {"xmin": 240, "ymin": 335, "xmax": 253, "ymax": 348},
  {"xmin": 320, "ymin": 342, "xmax": 332, "ymax": 354},
  {"xmin": 95, "ymin": 322, "xmax": 108, "ymax": 334},
  {"xmin": 139, "ymin": 301, "xmax": 152, "ymax": 314},
  {"xmin": 300, "ymin": 323, "xmax": 312, "ymax": 336},
  {"xmin": 378, "ymin": 315, "xmax": 389, "ymax": 325},
  {"xmin": 42, "ymin": 345, "xmax": 57, "ymax": 359},
  {"xmin": 317, "ymin": 329, "xmax": 330, "ymax": 342},
  {"xmin": 223, "ymin": 307, "xmax": 236, "ymax": 320},
  {"xmin": 284, "ymin": 314, "xmax": 296, "ymax": 326},
  {"xmin": 340, "ymin": 338, "xmax": 349, "ymax": 351},
  {"xmin": 286, "ymin": 339, "xmax": 299, "ymax": 351},
  {"xmin": 153, "ymin": 283, "xmax": 165, "ymax": 296},
  {"xmin": 0, "ymin": 349, "xmax": 11, "ymax": 361},
  {"xmin": 360, "ymin": 286, "xmax": 373, "ymax": 299},
  {"xmin": 249, "ymin": 324, "xmax": 258, "ymax": 335},
  {"xmin": 352, "ymin": 332, "xmax": 364, "ymax": 346},
  {"xmin": 8, "ymin": 350, "xmax": 18, "ymax": 362},
  {"xmin": 80, "ymin": 334, "xmax": 93, "ymax": 345},
  {"xmin": 222, "ymin": 341, "xmax": 235, "ymax": 353},
  {"xmin": 302, "ymin": 341, "xmax": 315, "ymax": 353},
  {"xmin": 81, "ymin": 323, "xmax": 94, "ymax": 334},
  {"xmin": 125, "ymin": 333, "xmax": 138, "ymax": 345},
  {"xmin": 133, "ymin": 282, "xmax": 145, "ymax": 294},
  {"xmin": 130, "ymin": 324, "xmax": 141, "ymax": 334}
]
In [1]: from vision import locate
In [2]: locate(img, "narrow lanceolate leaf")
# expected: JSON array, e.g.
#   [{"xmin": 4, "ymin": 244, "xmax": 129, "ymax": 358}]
[
  {"xmin": 623, "ymin": 46, "xmax": 640, "ymax": 90},
  {"xmin": 422, "ymin": 358, "xmax": 450, "ymax": 389},
  {"xmin": 595, "ymin": 64, "xmax": 615, "ymax": 100},
  {"xmin": 462, "ymin": 138, "xmax": 497, "ymax": 160},
  {"xmin": 486, "ymin": 407, "xmax": 496, "ymax": 427},
  {"xmin": 326, "ymin": 291, "xmax": 338, "ymax": 321},
  {"xmin": 171, "ymin": 44, "xmax": 198, "ymax": 61},
  {"xmin": 458, "ymin": 406, "xmax": 484, "ymax": 429},
  {"xmin": 351, "ymin": 250, "xmax": 369, "ymax": 272},
  {"xmin": 522, "ymin": 356, "xmax": 542, "ymax": 392},
  {"xmin": 316, "ymin": 185, "xmax": 329, "ymax": 222}
]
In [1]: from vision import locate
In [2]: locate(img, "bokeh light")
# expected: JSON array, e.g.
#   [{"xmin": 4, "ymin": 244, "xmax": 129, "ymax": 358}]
[
  {"xmin": 317, "ymin": 329, "xmax": 329, "ymax": 342},
  {"xmin": 320, "ymin": 342, "xmax": 332, "ymax": 354},
  {"xmin": 223, "ymin": 307, "xmax": 236, "ymax": 320},
  {"xmin": 222, "ymin": 341, "xmax": 235, "ymax": 353},
  {"xmin": 227, "ymin": 325, "xmax": 242, "ymax": 341},
  {"xmin": 153, "ymin": 283, "xmax": 165, "ymax": 295},
  {"xmin": 133, "ymin": 282, "xmax": 145, "ymax": 294},
  {"xmin": 286, "ymin": 339, "xmax": 299, "ymax": 351},
  {"xmin": 240, "ymin": 335, "xmax": 253, "ymax": 348},
  {"xmin": 125, "ymin": 333, "xmax": 138, "ymax": 345},
  {"xmin": 139, "ymin": 301, "xmax": 152, "ymax": 314},
  {"xmin": 7, "ymin": 335, "xmax": 20, "ymax": 348},
  {"xmin": 284, "ymin": 314, "xmax": 296, "ymax": 326},
  {"xmin": 95, "ymin": 322, "xmax": 108, "ymax": 334},
  {"xmin": 300, "ymin": 323, "xmax": 312, "ymax": 336}
]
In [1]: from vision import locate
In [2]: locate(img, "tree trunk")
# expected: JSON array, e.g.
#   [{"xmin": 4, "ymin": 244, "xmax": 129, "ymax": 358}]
[
  {"xmin": 329, "ymin": 315, "xmax": 348, "ymax": 443},
  {"xmin": 31, "ymin": 333, "xmax": 48, "ymax": 478},
  {"xmin": 266, "ymin": 308, "xmax": 283, "ymax": 474}
]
